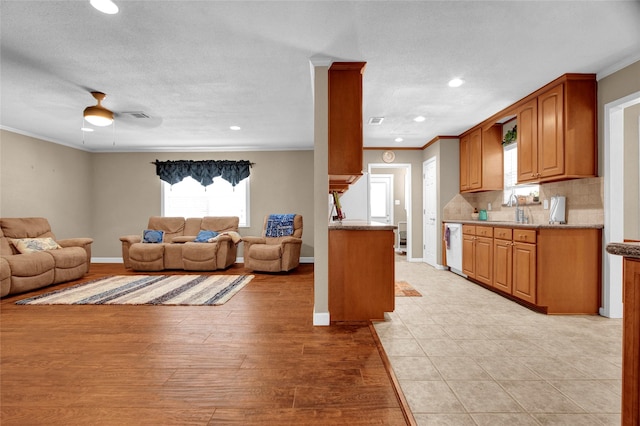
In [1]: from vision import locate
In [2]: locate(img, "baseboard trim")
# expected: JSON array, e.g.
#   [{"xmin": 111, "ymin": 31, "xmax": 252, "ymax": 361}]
[
  {"xmin": 313, "ymin": 311, "xmax": 330, "ymax": 326},
  {"xmin": 92, "ymin": 257, "xmax": 123, "ymax": 263},
  {"xmin": 94, "ymin": 257, "xmax": 316, "ymax": 265}
]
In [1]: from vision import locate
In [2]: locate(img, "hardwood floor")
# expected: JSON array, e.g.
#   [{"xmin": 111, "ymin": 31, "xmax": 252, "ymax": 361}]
[{"xmin": 1, "ymin": 263, "xmax": 413, "ymax": 425}]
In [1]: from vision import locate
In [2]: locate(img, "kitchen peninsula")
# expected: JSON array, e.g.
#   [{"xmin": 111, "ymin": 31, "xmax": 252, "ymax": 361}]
[
  {"xmin": 329, "ymin": 221, "xmax": 396, "ymax": 322},
  {"xmin": 606, "ymin": 241, "xmax": 640, "ymax": 426}
]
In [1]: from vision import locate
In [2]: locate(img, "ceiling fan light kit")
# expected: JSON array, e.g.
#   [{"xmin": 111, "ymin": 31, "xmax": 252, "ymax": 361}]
[
  {"xmin": 83, "ymin": 92, "xmax": 114, "ymax": 127},
  {"xmin": 90, "ymin": 0, "xmax": 119, "ymax": 15}
]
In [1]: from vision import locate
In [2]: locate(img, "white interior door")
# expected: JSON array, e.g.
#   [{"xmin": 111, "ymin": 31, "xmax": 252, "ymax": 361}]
[
  {"xmin": 423, "ymin": 157, "xmax": 437, "ymax": 266},
  {"xmin": 369, "ymin": 174, "xmax": 393, "ymax": 225}
]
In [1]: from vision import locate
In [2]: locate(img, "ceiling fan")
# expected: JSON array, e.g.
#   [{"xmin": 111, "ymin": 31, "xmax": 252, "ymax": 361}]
[
  {"xmin": 83, "ymin": 91, "xmax": 113, "ymax": 126},
  {"xmin": 82, "ymin": 91, "xmax": 162, "ymax": 130}
]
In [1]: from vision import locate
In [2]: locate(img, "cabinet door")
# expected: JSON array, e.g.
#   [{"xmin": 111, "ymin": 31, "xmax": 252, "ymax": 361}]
[
  {"xmin": 512, "ymin": 242, "xmax": 536, "ymax": 304},
  {"xmin": 459, "ymin": 134, "xmax": 470, "ymax": 191},
  {"xmin": 468, "ymin": 128, "xmax": 483, "ymax": 190},
  {"xmin": 517, "ymin": 98, "xmax": 538, "ymax": 183},
  {"xmin": 475, "ymin": 236, "xmax": 493, "ymax": 286},
  {"xmin": 328, "ymin": 62, "xmax": 365, "ymax": 184},
  {"xmin": 493, "ymin": 239, "xmax": 512, "ymax": 293},
  {"xmin": 462, "ymin": 234, "xmax": 475, "ymax": 278},
  {"xmin": 538, "ymin": 83, "xmax": 564, "ymax": 179}
]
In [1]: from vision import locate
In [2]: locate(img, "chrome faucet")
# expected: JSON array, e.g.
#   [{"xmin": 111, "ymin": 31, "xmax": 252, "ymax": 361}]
[{"xmin": 509, "ymin": 192, "xmax": 523, "ymax": 223}]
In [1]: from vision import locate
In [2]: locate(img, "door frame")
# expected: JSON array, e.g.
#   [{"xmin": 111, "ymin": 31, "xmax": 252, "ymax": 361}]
[
  {"xmin": 602, "ymin": 90, "xmax": 640, "ymax": 318},
  {"xmin": 368, "ymin": 163, "xmax": 412, "ymax": 260},
  {"xmin": 422, "ymin": 157, "xmax": 437, "ymax": 266}
]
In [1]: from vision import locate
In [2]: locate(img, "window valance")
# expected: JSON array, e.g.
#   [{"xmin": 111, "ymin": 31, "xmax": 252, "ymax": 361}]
[{"xmin": 152, "ymin": 159, "xmax": 253, "ymax": 187}]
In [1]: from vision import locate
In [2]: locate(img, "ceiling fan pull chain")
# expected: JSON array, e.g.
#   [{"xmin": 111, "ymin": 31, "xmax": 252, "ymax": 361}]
[{"xmin": 112, "ymin": 119, "xmax": 116, "ymax": 146}]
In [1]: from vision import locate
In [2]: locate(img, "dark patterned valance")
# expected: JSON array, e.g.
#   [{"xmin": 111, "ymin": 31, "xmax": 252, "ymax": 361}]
[{"xmin": 152, "ymin": 160, "xmax": 253, "ymax": 187}]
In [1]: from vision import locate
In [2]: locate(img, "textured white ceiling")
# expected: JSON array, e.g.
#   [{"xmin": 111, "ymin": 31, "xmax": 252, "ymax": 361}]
[{"xmin": 1, "ymin": 1, "xmax": 639, "ymax": 152}]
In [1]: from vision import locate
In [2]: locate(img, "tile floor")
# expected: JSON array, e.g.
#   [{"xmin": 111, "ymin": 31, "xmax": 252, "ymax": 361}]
[{"xmin": 374, "ymin": 256, "xmax": 622, "ymax": 426}]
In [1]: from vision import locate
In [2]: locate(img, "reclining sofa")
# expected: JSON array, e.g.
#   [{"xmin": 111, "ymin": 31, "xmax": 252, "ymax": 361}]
[
  {"xmin": 0, "ymin": 217, "xmax": 93, "ymax": 297},
  {"xmin": 120, "ymin": 216, "xmax": 240, "ymax": 272}
]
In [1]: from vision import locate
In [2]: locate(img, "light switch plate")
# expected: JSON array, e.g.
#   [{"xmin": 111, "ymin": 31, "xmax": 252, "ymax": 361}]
[{"xmin": 543, "ymin": 199, "xmax": 549, "ymax": 209}]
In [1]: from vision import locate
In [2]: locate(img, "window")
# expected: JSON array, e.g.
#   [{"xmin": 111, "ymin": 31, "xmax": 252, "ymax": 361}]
[
  {"xmin": 503, "ymin": 143, "xmax": 539, "ymax": 205},
  {"xmin": 162, "ymin": 176, "xmax": 249, "ymax": 227}
]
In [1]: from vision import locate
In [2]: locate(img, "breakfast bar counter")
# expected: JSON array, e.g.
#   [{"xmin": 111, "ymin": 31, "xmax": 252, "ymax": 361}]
[
  {"xmin": 606, "ymin": 241, "xmax": 640, "ymax": 426},
  {"xmin": 329, "ymin": 221, "xmax": 396, "ymax": 322}
]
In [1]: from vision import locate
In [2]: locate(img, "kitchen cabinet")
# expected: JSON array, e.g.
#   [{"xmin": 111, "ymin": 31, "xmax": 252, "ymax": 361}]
[
  {"xmin": 512, "ymin": 230, "xmax": 537, "ymax": 304},
  {"xmin": 329, "ymin": 225, "xmax": 395, "ymax": 321},
  {"xmin": 460, "ymin": 223, "xmax": 601, "ymax": 314},
  {"xmin": 493, "ymin": 228, "xmax": 513, "ymax": 294},
  {"xmin": 462, "ymin": 225, "xmax": 493, "ymax": 286},
  {"xmin": 492, "ymin": 227, "xmax": 536, "ymax": 304},
  {"xmin": 328, "ymin": 62, "xmax": 366, "ymax": 192},
  {"xmin": 604, "ymin": 242, "xmax": 640, "ymax": 426},
  {"xmin": 516, "ymin": 75, "xmax": 597, "ymax": 184},
  {"xmin": 459, "ymin": 125, "xmax": 503, "ymax": 193}
]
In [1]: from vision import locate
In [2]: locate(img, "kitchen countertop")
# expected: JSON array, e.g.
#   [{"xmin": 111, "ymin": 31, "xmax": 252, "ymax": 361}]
[
  {"xmin": 444, "ymin": 220, "xmax": 604, "ymax": 230},
  {"xmin": 329, "ymin": 220, "xmax": 397, "ymax": 231},
  {"xmin": 606, "ymin": 242, "xmax": 640, "ymax": 259}
]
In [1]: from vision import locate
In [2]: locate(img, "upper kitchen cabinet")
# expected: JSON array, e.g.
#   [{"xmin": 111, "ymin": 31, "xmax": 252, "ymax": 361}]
[
  {"xmin": 459, "ymin": 124, "xmax": 503, "ymax": 193},
  {"xmin": 516, "ymin": 74, "xmax": 597, "ymax": 184},
  {"xmin": 328, "ymin": 62, "xmax": 366, "ymax": 192}
]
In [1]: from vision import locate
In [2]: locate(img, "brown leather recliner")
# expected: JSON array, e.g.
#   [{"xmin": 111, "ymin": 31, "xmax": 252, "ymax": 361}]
[{"xmin": 242, "ymin": 214, "xmax": 303, "ymax": 272}]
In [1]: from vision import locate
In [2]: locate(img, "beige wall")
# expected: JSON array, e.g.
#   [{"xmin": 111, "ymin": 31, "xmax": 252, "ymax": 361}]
[
  {"xmin": 0, "ymin": 130, "xmax": 93, "ymax": 239},
  {"xmin": 1, "ymin": 130, "xmax": 314, "ymax": 258},
  {"xmin": 424, "ymin": 138, "xmax": 460, "ymax": 265},
  {"xmin": 91, "ymin": 150, "xmax": 314, "ymax": 258},
  {"xmin": 598, "ymin": 59, "xmax": 640, "ymax": 240},
  {"xmin": 624, "ymin": 103, "xmax": 640, "ymax": 239}
]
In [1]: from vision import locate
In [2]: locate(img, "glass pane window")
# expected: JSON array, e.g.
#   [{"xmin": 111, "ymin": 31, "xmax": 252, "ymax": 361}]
[
  {"xmin": 503, "ymin": 143, "xmax": 538, "ymax": 205},
  {"xmin": 370, "ymin": 181, "xmax": 388, "ymax": 217},
  {"xmin": 162, "ymin": 176, "xmax": 249, "ymax": 227}
]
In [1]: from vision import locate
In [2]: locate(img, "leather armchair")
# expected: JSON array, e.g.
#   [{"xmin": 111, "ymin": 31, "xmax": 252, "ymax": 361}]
[{"xmin": 243, "ymin": 215, "xmax": 303, "ymax": 272}]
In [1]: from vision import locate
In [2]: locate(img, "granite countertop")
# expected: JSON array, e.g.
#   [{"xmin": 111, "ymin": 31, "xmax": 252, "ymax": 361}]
[
  {"xmin": 606, "ymin": 242, "xmax": 640, "ymax": 259},
  {"xmin": 443, "ymin": 219, "xmax": 604, "ymax": 230},
  {"xmin": 329, "ymin": 220, "xmax": 397, "ymax": 231}
]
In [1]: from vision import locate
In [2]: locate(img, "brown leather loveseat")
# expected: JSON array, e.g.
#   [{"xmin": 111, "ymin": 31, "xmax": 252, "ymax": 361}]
[
  {"xmin": 0, "ymin": 217, "xmax": 93, "ymax": 297},
  {"xmin": 120, "ymin": 216, "xmax": 241, "ymax": 272}
]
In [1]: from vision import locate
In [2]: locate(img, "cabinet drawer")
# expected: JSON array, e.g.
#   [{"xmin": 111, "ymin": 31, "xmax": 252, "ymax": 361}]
[
  {"xmin": 514, "ymin": 229, "xmax": 537, "ymax": 243},
  {"xmin": 462, "ymin": 225, "xmax": 476, "ymax": 235},
  {"xmin": 475, "ymin": 226, "xmax": 493, "ymax": 237},
  {"xmin": 494, "ymin": 227, "xmax": 513, "ymax": 240}
]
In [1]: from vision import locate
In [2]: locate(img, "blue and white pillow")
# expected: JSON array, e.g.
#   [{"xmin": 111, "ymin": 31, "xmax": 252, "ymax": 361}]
[
  {"xmin": 142, "ymin": 229, "xmax": 165, "ymax": 243},
  {"xmin": 194, "ymin": 230, "xmax": 219, "ymax": 243},
  {"xmin": 265, "ymin": 214, "xmax": 296, "ymax": 238}
]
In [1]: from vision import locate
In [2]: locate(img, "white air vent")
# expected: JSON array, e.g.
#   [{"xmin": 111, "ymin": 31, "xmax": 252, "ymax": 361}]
[
  {"xmin": 123, "ymin": 111, "xmax": 150, "ymax": 119},
  {"xmin": 368, "ymin": 117, "xmax": 384, "ymax": 125}
]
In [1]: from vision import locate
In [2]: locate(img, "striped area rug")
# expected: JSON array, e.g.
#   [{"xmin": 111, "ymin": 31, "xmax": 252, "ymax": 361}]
[{"xmin": 16, "ymin": 274, "xmax": 254, "ymax": 306}]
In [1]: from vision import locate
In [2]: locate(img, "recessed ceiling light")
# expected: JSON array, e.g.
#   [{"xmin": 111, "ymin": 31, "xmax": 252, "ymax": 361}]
[
  {"xmin": 81, "ymin": 127, "xmax": 94, "ymax": 132},
  {"xmin": 230, "ymin": 125, "xmax": 241, "ymax": 131},
  {"xmin": 413, "ymin": 116, "xmax": 426, "ymax": 122},
  {"xmin": 448, "ymin": 78, "xmax": 464, "ymax": 88},
  {"xmin": 394, "ymin": 137, "xmax": 404, "ymax": 143},
  {"xmin": 90, "ymin": 0, "xmax": 119, "ymax": 14}
]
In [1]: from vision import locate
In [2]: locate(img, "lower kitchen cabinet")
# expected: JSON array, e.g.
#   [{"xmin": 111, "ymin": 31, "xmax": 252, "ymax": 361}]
[
  {"xmin": 462, "ymin": 225, "xmax": 493, "ymax": 286},
  {"xmin": 328, "ymin": 226, "xmax": 395, "ymax": 321},
  {"xmin": 463, "ymin": 224, "xmax": 601, "ymax": 314}
]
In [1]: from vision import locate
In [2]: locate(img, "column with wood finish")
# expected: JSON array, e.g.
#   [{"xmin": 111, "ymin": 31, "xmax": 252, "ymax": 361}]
[{"xmin": 623, "ymin": 257, "xmax": 640, "ymax": 425}]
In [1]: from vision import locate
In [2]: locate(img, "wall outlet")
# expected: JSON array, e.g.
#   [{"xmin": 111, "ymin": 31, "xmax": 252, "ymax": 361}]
[
  {"xmin": 543, "ymin": 199, "xmax": 549, "ymax": 210},
  {"xmin": 487, "ymin": 203, "xmax": 492, "ymax": 211},
  {"xmin": 394, "ymin": 199, "xmax": 400, "ymax": 205}
]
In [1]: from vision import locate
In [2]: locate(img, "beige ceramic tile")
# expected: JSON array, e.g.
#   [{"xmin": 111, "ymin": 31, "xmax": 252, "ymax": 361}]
[
  {"xmin": 471, "ymin": 413, "xmax": 540, "ymax": 425},
  {"xmin": 499, "ymin": 380, "xmax": 585, "ymax": 413},
  {"xmin": 413, "ymin": 413, "xmax": 476, "ymax": 425},
  {"xmin": 399, "ymin": 380, "xmax": 465, "ymax": 413},
  {"xmin": 447, "ymin": 380, "xmax": 523, "ymax": 413}
]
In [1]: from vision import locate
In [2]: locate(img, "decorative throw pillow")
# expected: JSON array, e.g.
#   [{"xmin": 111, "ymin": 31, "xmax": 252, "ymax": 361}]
[
  {"xmin": 265, "ymin": 213, "xmax": 296, "ymax": 238},
  {"xmin": 194, "ymin": 230, "xmax": 219, "ymax": 242},
  {"xmin": 11, "ymin": 237, "xmax": 62, "ymax": 254},
  {"xmin": 141, "ymin": 229, "xmax": 165, "ymax": 243}
]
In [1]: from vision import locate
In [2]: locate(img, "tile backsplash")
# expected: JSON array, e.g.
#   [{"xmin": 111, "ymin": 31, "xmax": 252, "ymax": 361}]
[{"xmin": 443, "ymin": 177, "xmax": 603, "ymax": 225}]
